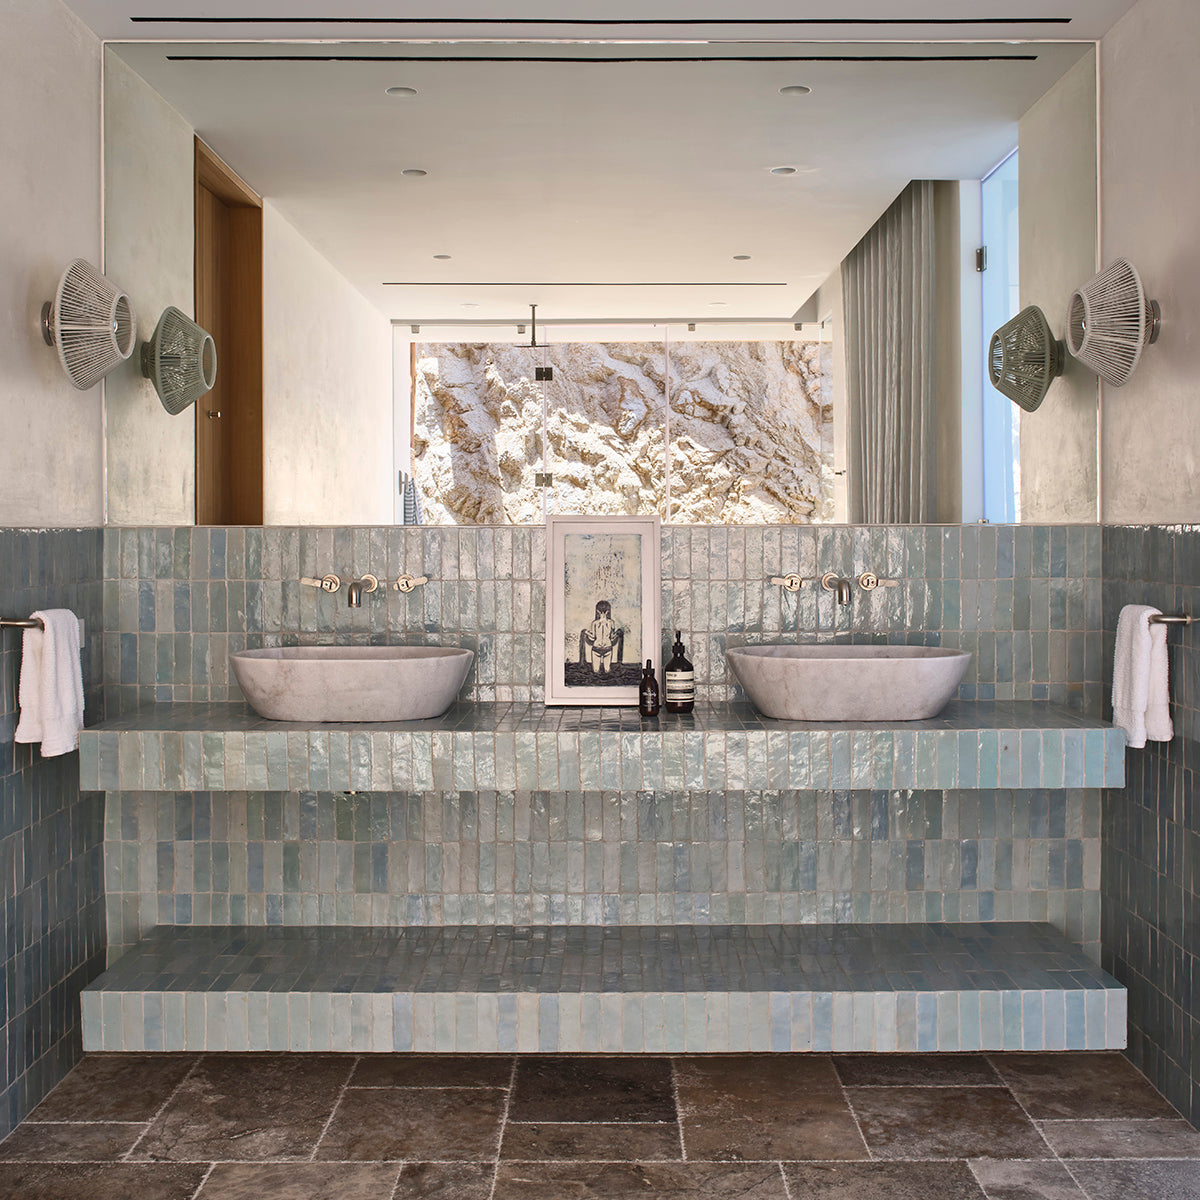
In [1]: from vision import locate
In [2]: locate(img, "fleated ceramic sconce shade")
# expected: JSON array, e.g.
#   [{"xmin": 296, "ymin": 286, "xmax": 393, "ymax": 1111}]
[
  {"xmin": 1066, "ymin": 258, "xmax": 1160, "ymax": 387},
  {"xmin": 41, "ymin": 259, "xmax": 136, "ymax": 390},
  {"xmin": 140, "ymin": 306, "xmax": 218, "ymax": 414},
  {"xmin": 988, "ymin": 305, "xmax": 1064, "ymax": 412}
]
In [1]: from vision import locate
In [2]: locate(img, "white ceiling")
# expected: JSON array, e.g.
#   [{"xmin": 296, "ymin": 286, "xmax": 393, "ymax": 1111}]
[{"xmin": 90, "ymin": 1, "xmax": 1134, "ymax": 327}]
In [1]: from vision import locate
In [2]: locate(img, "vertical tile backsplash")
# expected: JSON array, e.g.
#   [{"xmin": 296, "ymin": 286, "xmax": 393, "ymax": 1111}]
[
  {"xmin": 0, "ymin": 529, "xmax": 105, "ymax": 1138},
  {"xmin": 101, "ymin": 524, "xmax": 1104, "ymax": 714},
  {"xmin": 1102, "ymin": 525, "xmax": 1200, "ymax": 1125}
]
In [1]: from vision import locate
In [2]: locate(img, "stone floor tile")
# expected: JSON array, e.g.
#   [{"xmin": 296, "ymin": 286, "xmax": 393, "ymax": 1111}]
[
  {"xmin": 131, "ymin": 1054, "xmax": 353, "ymax": 1162},
  {"xmin": 968, "ymin": 1158, "xmax": 1089, "ymax": 1200},
  {"xmin": 987, "ymin": 1053, "xmax": 1177, "ymax": 1120},
  {"xmin": 834, "ymin": 1053, "xmax": 1001, "ymax": 1088},
  {"xmin": 492, "ymin": 1160, "xmax": 789, "ymax": 1198},
  {"xmin": 196, "ymin": 1162, "xmax": 402, "ymax": 1200},
  {"xmin": 846, "ymin": 1087, "xmax": 1051, "ymax": 1160},
  {"xmin": 1038, "ymin": 1118, "xmax": 1200, "ymax": 1158},
  {"xmin": 501, "ymin": 1121, "xmax": 682, "ymax": 1161},
  {"xmin": 1066, "ymin": 1159, "xmax": 1200, "ymax": 1200},
  {"xmin": 510, "ymin": 1057, "xmax": 676, "ymax": 1123},
  {"xmin": 784, "ymin": 1160, "xmax": 986, "ymax": 1199},
  {"xmin": 315, "ymin": 1086, "xmax": 506, "ymax": 1161},
  {"xmin": 29, "ymin": 1055, "xmax": 195, "ymax": 1122},
  {"xmin": 350, "ymin": 1054, "xmax": 514, "ymax": 1088},
  {"xmin": 679, "ymin": 1087, "xmax": 868, "ymax": 1161},
  {"xmin": 674, "ymin": 1055, "xmax": 842, "ymax": 1096},
  {"xmin": 0, "ymin": 1162, "xmax": 207, "ymax": 1200},
  {"xmin": 392, "ymin": 1161, "xmax": 495, "ymax": 1199},
  {"xmin": 0, "ymin": 1122, "xmax": 146, "ymax": 1161}
]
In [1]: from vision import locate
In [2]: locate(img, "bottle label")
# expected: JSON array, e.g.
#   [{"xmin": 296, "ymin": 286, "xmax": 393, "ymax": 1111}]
[{"xmin": 665, "ymin": 670, "xmax": 695, "ymax": 701}]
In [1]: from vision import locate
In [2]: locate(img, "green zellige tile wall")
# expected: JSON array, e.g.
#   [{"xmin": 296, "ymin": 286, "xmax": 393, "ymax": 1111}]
[{"xmin": 100, "ymin": 524, "xmax": 1103, "ymax": 712}]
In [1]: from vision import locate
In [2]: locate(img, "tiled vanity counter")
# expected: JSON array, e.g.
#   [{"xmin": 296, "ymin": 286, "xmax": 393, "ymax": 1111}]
[
  {"xmin": 80, "ymin": 700, "xmax": 1127, "ymax": 1055},
  {"xmin": 80, "ymin": 701, "xmax": 1125, "ymax": 793}
]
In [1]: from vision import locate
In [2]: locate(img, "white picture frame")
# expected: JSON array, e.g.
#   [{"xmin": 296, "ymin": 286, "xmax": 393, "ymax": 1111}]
[{"xmin": 544, "ymin": 514, "xmax": 661, "ymax": 706}]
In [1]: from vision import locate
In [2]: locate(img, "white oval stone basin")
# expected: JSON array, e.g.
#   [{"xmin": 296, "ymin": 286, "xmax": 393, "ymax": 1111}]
[
  {"xmin": 230, "ymin": 646, "xmax": 474, "ymax": 722},
  {"xmin": 727, "ymin": 644, "xmax": 971, "ymax": 722}
]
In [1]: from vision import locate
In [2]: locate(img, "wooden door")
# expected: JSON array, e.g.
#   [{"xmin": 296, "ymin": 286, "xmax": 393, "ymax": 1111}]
[{"xmin": 194, "ymin": 138, "xmax": 264, "ymax": 524}]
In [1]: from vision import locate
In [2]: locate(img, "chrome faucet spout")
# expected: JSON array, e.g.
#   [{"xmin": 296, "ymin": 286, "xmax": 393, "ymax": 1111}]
[{"xmin": 836, "ymin": 578, "xmax": 852, "ymax": 606}]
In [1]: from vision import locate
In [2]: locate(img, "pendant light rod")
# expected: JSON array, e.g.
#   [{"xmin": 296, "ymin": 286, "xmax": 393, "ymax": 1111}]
[{"xmin": 530, "ymin": 303, "xmax": 538, "ymax": 348}]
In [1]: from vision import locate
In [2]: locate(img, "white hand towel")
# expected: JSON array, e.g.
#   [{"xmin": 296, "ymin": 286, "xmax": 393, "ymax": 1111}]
[
  {"xmin": 1112, "ymin": 603, "xmax": 1173, "ymax": 748},
  {"xmin": 14, "ymin": 609, "xmax": 84, "ymax": 757}
]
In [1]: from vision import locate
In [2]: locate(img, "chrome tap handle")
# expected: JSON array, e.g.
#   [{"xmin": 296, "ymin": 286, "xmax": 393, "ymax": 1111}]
[
  {"xmin": 858, "ymin": 572, "xmax": 900, "ymax": 591},
  {"xmin": 393, "ymin": 574, "xmax": 429, "ymax": 593},
  {"xmin": 300, "ymin": 574, "xmax": 342, "ymax": 593},
  {"xmin": 770, "ymin": 574, "xmax": 805, "ymax": 593}
]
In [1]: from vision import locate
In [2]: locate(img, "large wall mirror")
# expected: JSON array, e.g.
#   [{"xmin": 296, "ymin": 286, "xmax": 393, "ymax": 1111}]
[{"xmin": 103, "ymin": 39, "xmax": 1098, "ymax": 527}]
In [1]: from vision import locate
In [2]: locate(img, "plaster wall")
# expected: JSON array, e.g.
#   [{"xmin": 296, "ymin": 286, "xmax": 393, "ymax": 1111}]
[
  {"xmin": 103, "ymin": 51, "xmax": 195, "ymax": 526},
  {"xmin": 262, "ymin": 204, "xmax": 395, "ymax": 525},
  {"xmin": 1018, "ymin": 52, "xmax": 1100, "ymax": 524},
  {"xmin": 0, "ymin": 0, "xmax": 104, "ymax": 526},
  {"xmin": 1099, "ymin": 0, "xmax": 1200, "ymax": 523}
]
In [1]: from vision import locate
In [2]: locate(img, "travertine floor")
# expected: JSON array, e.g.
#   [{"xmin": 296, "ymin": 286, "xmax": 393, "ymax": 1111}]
[{"xmin": 1, "ymin": 1052, "xmax": 1197, "ymax": 1199}]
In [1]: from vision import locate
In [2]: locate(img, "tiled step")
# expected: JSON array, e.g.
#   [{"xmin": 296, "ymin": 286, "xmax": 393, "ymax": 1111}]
[
  {"xmin": 79, "ymin": 700, "xmax": 1125, "ymax": 793},
  {"xmin": 83, "ymin": 922, "xmax": 1125, "ymax": 1054}
]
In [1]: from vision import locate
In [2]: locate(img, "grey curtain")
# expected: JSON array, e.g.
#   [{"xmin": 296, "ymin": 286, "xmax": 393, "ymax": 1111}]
[{"xmin": 842, "ymin": 180, "xmax": 937, "ymax": 523}]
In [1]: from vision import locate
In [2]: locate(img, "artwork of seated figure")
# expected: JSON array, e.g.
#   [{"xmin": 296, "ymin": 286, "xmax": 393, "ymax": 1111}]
[{"xmin": 580, "ymin": 600, "xmax": 625, "ymax": 675}]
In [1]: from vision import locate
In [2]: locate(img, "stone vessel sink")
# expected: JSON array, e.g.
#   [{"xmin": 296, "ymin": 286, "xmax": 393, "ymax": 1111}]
[
  {"xmin": 230, "ymin": 646, "xmax": 474, "ymax": 722},
  {"xmin": 727, "ymin": 644, "xmax": 971, "ymax": 722}
]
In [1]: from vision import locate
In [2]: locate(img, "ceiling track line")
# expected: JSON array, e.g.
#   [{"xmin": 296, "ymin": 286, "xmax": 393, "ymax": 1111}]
[
  {"xmin": 132, "ymin": 15, "xmax": 1073, "ymax": 25},
  {"xmin": 164, "ymin": 52, "xmax": 1040, "ymax": 62}
]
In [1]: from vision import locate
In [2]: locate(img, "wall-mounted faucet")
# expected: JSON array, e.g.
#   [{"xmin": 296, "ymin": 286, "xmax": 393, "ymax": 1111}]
[
  {"xmin": 821, "ymin": 573, "xmax": 853, "ymax": 606},
  {"xmin": 346, "ymin": 574, "xmax": 379, "ymax": 608}
]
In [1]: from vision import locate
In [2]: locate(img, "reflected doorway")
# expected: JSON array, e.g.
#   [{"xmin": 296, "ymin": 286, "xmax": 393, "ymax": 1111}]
[{"xmin": 194, "ymin": 138, "xmax": 264, "ymax": 524}]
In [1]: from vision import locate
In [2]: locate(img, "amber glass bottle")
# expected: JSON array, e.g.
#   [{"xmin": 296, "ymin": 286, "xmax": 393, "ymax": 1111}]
[
  {"xmin": 664, "ymin": 631, "xmax": 695, "ymax": 713},
  {"xmin": 638, "ymin": 660, "xmax": 660, "ymax": 717}
]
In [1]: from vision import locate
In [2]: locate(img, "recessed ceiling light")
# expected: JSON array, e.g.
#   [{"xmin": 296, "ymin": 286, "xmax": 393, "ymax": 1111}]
[
  {"xmin": 401, "ymin": 168, "xmax": 428, "ymax": 178},
  {"xmin": 770, "ymin": 166, "xmax": 798, "ymax": 176},
  {"xmin": 779, "ymin": 85, "xmax": 812, "ymax": 96},
  {"xmin": 733, "ymin": 254, "xmax": 752, "ymax": 261},
  {"xmin": 386, "ymin": 86, "xmax": 418, "ymax": 97},
  {"xmin": 433, "ymin": 254, "xmax": 452, "ymax": 260}
]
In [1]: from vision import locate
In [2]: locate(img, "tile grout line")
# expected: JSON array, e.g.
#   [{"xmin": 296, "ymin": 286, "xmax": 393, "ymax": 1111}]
[
  {"xmin": 487, "ymin": 1054, "xmax": 519, "ymax": 1200},
  {"xmin": 833, "ymin": 1061, "xmax": 874, "ymax": 1161},
  {"xmin": 308, "ymin": 1054, "xmax": 360, "ymax": 1162},
  {"xmin": 669, "ymin": 1057, "xmax": 686, "ymax": 1162},
  {"xmin": 777, "ymin": 1160, "xmax": 795, "ymax": 1200},
  {"xmin": 985, "ymin": 1052, "xmax": 1085, "ymax": 1194},
  {"xmin": 187, "ymin": 1161, "xmax": 216, "ymax": 1200},
  {"xmin": 121, "ymin": 1055, "xmax": 204, "ymax": 1163}
]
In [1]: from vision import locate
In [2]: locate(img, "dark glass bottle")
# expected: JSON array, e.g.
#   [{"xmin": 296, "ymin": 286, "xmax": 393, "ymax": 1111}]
[
  {"xmin": 664, "ymin": 631, "xmax": 695, "ymax": 713},
  {"xmin": 639, "ymin": 659, "xmax": 660, "ymax": 717}
]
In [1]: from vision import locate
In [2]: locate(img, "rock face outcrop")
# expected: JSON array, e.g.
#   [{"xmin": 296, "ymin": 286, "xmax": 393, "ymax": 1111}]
[{"xmin": 412, "ymin": 340, "xmax": 832, "ymax": 525}]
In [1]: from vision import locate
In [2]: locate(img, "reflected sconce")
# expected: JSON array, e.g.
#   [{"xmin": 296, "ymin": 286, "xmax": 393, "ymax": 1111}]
[
  {"xmin": 1065, "ymin": 258, "xmax": 1160, "ymax": 387},
  {"xmin": 988, "ymin": 305, "xmax": 1064, "ymax": 412},
  {"xmin": 41, "ymin": 259, "xmax": 136, "ymax": 389},
  {"xmin": 141, "ymin": 306, "xmax": 217, "ymax": 415}
]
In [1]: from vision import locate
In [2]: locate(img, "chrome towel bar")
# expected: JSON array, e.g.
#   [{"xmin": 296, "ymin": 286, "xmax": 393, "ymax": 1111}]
[
  {"xmin": 1149, "ymin": 614, "xmax": 1190, "ymax": 625},
  {"xmin": 0, "ymin": 616, "xmax": 44, "ymax": 630}
]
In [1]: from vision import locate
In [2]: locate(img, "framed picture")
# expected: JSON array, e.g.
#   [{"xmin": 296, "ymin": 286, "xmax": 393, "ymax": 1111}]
[{"xmin": 545, "ymin": 514, "xmax": 661, "ymax": 706}]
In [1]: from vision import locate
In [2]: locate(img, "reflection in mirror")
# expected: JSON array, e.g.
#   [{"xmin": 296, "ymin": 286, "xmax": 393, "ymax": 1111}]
[
  {"xmin": 102, "ymin": 40, "xmax": 1097, "ymax": 526},
  {"xmin": 410, "ymin": 333, "xmax": 832, "ymax": 525}
]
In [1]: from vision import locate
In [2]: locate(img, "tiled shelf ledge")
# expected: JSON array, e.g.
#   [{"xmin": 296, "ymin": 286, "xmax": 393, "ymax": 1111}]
[
  {"xmin": 79, "ymin": 701, "xmax": 1125, "ymax": 793},
  {"xmin": 82, "ymin": 922, "xmax": 1126, "ymax": 1054}
]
